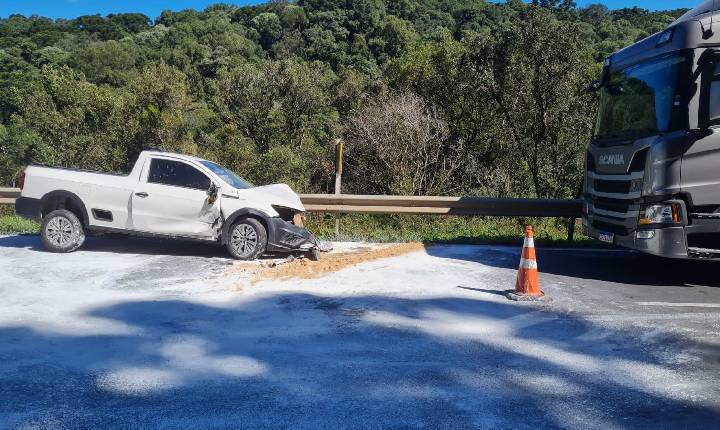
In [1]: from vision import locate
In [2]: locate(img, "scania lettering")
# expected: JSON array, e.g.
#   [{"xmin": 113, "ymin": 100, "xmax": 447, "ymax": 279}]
[{"xmin": 598, "ymin": 154, "xmax": 625, "ymax": 165}]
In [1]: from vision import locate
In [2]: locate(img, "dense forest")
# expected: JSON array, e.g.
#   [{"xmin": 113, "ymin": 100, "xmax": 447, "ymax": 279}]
[{"xmin": 0, "ymin": 0, "xmax": 687, "ymax": 198}]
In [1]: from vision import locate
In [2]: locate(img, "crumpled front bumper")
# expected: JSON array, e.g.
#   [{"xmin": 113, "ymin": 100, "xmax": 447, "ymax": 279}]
[{"xmin": 266, "ymin": 217, "xmax": 332, "ymax": 253}]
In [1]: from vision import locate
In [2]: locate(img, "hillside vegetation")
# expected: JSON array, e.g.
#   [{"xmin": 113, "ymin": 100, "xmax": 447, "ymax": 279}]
[{"xmin": 0, "ymin": 0, "xmax": 686, "ymax": 200}]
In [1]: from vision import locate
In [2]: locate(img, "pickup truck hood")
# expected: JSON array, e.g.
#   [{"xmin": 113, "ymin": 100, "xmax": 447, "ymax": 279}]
[{"xmin": 243, "ymin": 183, "xmax": 305, "ymax": 212}]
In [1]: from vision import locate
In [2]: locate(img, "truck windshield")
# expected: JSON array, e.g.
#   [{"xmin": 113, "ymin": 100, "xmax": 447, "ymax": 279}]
[
  {"xmin": 596, "ymin": 53, "xmax": 689, "ymax": 140},
  {"xmin": 200, "ymin": 161, "xmax": 254, "ymax": 189}
]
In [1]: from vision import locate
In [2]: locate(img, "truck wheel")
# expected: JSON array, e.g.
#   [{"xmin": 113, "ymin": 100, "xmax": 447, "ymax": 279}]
[
  {"xmin": 226, "ymin": 217, "xmax": 267, "ymax": 260},
  {"xmin": 41, "ymin": 209, "xmax": 86, "ymax": 253}
]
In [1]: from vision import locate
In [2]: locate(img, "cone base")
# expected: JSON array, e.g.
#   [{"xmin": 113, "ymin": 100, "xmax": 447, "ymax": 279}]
[{"xmin": 504, "ymin": 290, "xmax": 546, "ymax": 302}]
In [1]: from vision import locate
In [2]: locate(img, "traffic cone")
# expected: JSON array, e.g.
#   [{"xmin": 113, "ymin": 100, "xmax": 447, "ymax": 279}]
[{"xmin": 505, "ymin": 225, "xmax": 545, "ymax": 301}]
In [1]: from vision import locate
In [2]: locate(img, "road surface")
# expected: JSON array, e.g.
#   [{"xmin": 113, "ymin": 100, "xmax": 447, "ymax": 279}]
[{"xmin": 0, "ymin": 234, "xmax": 719, "ymax": 429}]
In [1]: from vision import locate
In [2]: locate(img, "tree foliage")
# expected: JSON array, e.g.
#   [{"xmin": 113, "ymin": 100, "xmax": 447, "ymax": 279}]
[{"xmin": 0, "ymin": 1, "xmax": 686, "ymax": 198}]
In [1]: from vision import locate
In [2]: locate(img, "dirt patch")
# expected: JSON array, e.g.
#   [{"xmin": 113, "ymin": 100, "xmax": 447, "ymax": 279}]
[{"xmin": 228, "ymin": 243, "xmax": 426, "ymax": 283}]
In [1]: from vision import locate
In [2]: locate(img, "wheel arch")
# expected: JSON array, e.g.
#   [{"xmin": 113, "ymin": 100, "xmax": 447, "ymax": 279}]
[
  {"xmin": 40, "ymin": 190, "xmax": 89, "ymax": 227},
  {"xmin": 221, "ymin": 208, "xmax": 273, "ymax": 245}
]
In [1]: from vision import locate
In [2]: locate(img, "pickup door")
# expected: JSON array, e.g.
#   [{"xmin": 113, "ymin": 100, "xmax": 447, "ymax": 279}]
[{"xmin": 131, "ymin": 157, "xmax": 218, "ymax": 238}]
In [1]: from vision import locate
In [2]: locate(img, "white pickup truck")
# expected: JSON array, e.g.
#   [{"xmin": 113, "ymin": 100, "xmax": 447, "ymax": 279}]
[{"xmin": 15, "ymin": 150, "xmax": 327, "ymax": 260}]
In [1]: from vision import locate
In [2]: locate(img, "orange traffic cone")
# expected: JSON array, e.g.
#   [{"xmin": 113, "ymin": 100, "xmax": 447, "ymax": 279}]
[{"xmin": 506, "ymin": 225, "xmax": 545, "ymax": 301}]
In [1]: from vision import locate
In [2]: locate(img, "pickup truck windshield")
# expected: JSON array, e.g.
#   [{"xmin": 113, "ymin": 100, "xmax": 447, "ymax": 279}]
[
  {"xmin": 595, "ymin": 53, "xmax": 689, "ymax": 140},
  {"xmin": 200, "ymin": 161, "xmax": 254, "ymax": 189}
]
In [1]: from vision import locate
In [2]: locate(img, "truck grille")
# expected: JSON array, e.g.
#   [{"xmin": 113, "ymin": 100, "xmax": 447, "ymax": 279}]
[
  {"xmin": 591, "ymin": 219, "xmax": 630, "ymax": 236},
  {"xmin": 584, "ymin": 146, "xmax": 648, "ymax": 237},
  {"xmin": 593, "ymin": 199, "xmax": 631, "ymax": 215},
  {"xmin": 593, "ymin": 179, "xmax": 631, "ymax": 194}
]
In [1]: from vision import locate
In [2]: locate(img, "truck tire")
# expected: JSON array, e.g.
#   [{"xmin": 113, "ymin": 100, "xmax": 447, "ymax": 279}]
[
  {"xmin": 40, "ymin": 209, "xmax": 86, "ymax": 253},
  {"xmin": 226, "ymin": 217, "xmax": 267, "ymax": 260}
]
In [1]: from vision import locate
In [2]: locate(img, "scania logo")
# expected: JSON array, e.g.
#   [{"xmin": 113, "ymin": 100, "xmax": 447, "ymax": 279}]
[{"xmin": 598, "ymin": 154, "xmax": 625, "ymax": 165}]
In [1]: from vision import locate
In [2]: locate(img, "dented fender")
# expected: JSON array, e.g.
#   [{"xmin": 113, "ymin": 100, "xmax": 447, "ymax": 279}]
[
  {"xmin": 220, "ymin": 208, "xmax": 276, "ymax": 245},
  {"xmin": 220, "ymin": 208, "xmax": 320, "ymax": 253}
]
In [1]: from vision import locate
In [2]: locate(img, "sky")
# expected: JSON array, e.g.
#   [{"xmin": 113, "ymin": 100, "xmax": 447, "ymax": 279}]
[{"xmin": 0, "ymin": 0, "xmax": 703, "ymax": 20}]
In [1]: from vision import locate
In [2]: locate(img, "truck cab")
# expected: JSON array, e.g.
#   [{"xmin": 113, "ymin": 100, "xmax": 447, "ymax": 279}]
[{"xmin": 583, "ymin": 1, "xmax": 720, "ymax": 259}]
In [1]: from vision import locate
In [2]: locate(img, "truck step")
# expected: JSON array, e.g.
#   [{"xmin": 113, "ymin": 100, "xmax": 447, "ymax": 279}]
[{"xmin": 688, "ymin": 247, "xmax": 720, "ymax": 259}]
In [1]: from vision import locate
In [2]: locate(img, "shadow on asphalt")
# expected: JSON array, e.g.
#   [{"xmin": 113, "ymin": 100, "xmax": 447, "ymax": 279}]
[
  {"xmin": 0, "ymin": 234, "xmax": 230, "ymax": 258},
  {"xmin": 424, "ymin": 244, "xmax": 720, "ymax": 288},
  {"xmin": 0, "ymin": 234, "xmax": 306, "ymax": 261},
  {"xmin": 0, "ymin": 293, "xmax": 718, "ymax": 428}
]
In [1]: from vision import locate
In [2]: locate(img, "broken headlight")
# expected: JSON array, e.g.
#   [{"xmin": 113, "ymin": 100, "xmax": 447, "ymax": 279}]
[{"xmin": 271, "ymin": 205, "xmax": 297, "ymax": 223}]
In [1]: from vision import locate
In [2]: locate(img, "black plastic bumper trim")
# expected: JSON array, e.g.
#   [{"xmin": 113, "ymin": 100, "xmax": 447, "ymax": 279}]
[{"xmin": 15, "ymin": 196, "xmax": 42, "ymax": 220}]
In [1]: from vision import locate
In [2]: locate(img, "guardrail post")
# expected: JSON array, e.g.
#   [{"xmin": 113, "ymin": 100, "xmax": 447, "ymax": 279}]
[
  {"xmin": 334, "ymin": 139, "xmax": 343, "ymax": 238},
  {"xmin": 567, "ymin": 218, "xmax": 576, "ymax": 242}
]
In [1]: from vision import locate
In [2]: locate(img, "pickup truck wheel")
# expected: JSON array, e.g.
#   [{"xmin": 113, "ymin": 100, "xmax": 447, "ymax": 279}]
[
  {"xmin": 226, "ymin": 218, "xmax": 267, "ymax": 260},
  {"xmin": 41, "ymin": 209, "xmax": 85, "ymax": 253}
]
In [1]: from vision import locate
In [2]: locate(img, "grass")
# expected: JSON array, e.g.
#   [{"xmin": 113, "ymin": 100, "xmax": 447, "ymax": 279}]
[
  {"xmin": 0, "ymin": 204, "xmax": 600, "ymax": 247},
  {"xmin": 305, "ymin": 213, "xmax": 598, "ymax": 247},
  {"xmin": 0, "ymin": 205, "xmax": 39, "ymax": 234}
]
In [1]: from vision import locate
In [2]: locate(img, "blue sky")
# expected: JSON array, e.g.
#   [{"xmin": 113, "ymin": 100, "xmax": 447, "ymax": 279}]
[{"xmin": 0, "ymin": 0, "xmax": 702, "ymax": 20}]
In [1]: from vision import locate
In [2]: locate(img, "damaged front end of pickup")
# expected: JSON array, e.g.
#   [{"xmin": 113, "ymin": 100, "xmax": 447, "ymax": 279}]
[
  {"xmin": 267, "ymin": 205, "xmax": 332, "ymax": 260},
  {"xmin": 215, "ymin": 182, "xmax": 331, "ymax": 260}
]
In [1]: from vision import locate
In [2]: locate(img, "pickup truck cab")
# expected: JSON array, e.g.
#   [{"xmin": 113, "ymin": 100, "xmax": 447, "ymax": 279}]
[{"xmin": 15, "ymin": 150, "xmax": 326, "ymax": 260}]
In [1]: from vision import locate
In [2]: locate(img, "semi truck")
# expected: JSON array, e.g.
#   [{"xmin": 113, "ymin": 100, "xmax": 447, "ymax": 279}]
[
  {"xmin": 15, "ymin": 150, "xmax": 327, "ymax": 260},
  {"xmin": 583, "ymin": 1, "xmax": 720, "ymax": 259}
]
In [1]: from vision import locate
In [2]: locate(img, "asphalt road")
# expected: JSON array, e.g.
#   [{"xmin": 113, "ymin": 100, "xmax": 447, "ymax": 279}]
[{"xmin": 0, "ymin": 234, "xmax": 719, "ymax": 429}]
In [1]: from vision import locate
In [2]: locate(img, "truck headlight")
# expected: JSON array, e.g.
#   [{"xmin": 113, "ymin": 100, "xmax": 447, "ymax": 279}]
[{"xmin": 638, "ymin": 203, "xmax": 682, "ymax": 225}]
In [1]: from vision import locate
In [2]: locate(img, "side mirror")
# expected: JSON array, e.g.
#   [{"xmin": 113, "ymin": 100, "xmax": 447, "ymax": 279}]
[{"xmin": 207, "ymin": 182, "xmax": 219, "ymax": 203}]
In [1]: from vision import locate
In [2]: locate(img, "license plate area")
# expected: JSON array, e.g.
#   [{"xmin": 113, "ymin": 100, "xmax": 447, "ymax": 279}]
[{"xmin": 598, "ymin": 231, "xmax": 614, "ymax": 244}]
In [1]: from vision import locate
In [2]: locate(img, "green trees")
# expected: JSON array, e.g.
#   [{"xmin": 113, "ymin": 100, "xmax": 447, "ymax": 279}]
[
  {"xmin": 478, "ymin": 7, "xmax": 598, "ymax": 198},
  {"xmin": 0, "ymin": 1, "xmax": 689, "ymax": 197},
  {"xmin": 213, "ymin": 58, "xmax": 339, "ymax": 191},
  {"xmin": 7, "ymin": 66, "xmax": 129, "ymax": 172}
]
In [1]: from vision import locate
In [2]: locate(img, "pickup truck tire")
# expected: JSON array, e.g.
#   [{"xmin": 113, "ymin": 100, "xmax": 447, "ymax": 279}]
[
  {"xmin": 226, "ymin": 217, "xmax": 267, "ymax": 260},
  {"xmin": 40, "ymin": 209, "xmax": 86, "ymax": 253}
]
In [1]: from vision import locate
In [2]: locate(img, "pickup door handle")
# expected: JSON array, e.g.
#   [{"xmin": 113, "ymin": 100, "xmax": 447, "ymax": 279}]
[{"xmin": 135, "ymin": 192, "xmax": 149, "ymax": 198}]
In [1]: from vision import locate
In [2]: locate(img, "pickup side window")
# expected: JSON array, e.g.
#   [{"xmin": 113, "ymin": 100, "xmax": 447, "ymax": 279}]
[{"xmin": 148, "ymin": 158, "xmax": 211, "ymax": 190}]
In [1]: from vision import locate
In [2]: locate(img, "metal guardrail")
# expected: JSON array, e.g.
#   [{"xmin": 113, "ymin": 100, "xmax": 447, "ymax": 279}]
[
  {"xmin": 301, "ymin": 194, "xmax": 582, "ymax": 218},
  {"xmin": 1, "ymin": 188, "xmax": 581, "ymax": 239},
  {"xmin": 0, "ymin": 187, "xmax": 19, "ymax": 205},
  {"xmin": 1, "ymin": 188, "xmax": 582, "ymax": 217}
]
